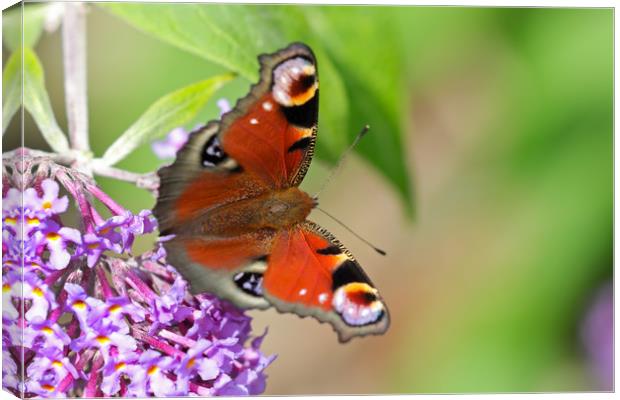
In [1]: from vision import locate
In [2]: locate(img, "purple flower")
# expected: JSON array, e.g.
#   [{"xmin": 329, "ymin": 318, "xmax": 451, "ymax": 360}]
[
  {"xmin": 176, "ymin": 339, "xmax": 219, "ymax": 392},
  {"xmin": 33, "ymin": 220, "xmax": 81, "ymax": 269},
  {"xmin": 2, "ymin": 348, "xmax": 18, "ymax": 390},
  {"xmin": 21, "ymin": 271, "xmax": 57, "ymax": 323},
  {"xmin": 2, "ymin": 188, "xmax": 21, "ymax": 218},
  {"xmin": 65, "ymin": 283, "xmax": 103, "ymax": 331},
  {"xmin": 98, "ymin": 296, "xmax": 146, "ymax": 326},
  {"xmin": 91, "ymin": 210, "xmax": 156, "ymax": 256},
  {"xmin": 217, "ymin": 98, "xmax": 231, "ymax": 115},
  {"xmin": 128, "ymin": 350, "xmax": 178, "ymax": 397},
  {"xmin": 26, "ymin": 374, "xmax": 65, "ymax": 398},
  {"xmin": 2, "ymin": 189, "xmax": 21, "ymax": 233},
  {"xmin": 152, "ymin": 276, "xmax": 192, "ymax": 325},
  {"xmin": 2, "ymin": 272, "xmax": 20, "ymax": 321},
  {"xmin": 581, "ymin": 282, "xmax": 613, "ymax": 390},
  {"xmin": 24, "ymin": 179, "xmax": 69, "ymax": 218},
  {"xmin": 27, "ymin": 347, "xmax": 79, "ymax": 385},
  {"xmin": 24, "ymin": 322, "xmax": 72, "ymax": 351},
  {"xmin": 100, "ymin": 351, "xmax": 140, "ymax": 396},
  {"xmin": 130, "ymin": 209, "xmax": 157, "ymax": 236},
  {"xmin": 81, "ymin": 233, "xmax": 111, "ymax": 267},
  {"xmin": 151, "ymin": 127, "xmax": 190, "ymax": 159},
  {"xmin": 94, "ymin": 213, "xmax": 134, "ymax": 253},
  {"xmin": 71, "ymin": 319, "xmax": 137, "ymax": 362}
]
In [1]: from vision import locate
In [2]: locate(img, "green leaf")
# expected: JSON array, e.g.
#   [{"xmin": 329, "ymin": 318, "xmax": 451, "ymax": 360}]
[
  {"xmin": 101, "ymin": 73, "xmax": 234, "ymax": 167},
  {"xmin": 98, "ymin": 3, "xmax": 286, "ymax": 81},
  {"xmin": 3, "ymin": 52, "xmax": 21, "ymax": 134},
  {"xmin": 300, "ymin": 6, "xmax": 415, "ymax": 215},
  {"xmin": 23, "ymin": 48, "xmax": 70, "ymax": 153},
  {"xmin": 311, "ymin": 47, "xmax": 350, "ymax": 163},
  {"xmin": 3, "ymin": 3, "xmax": 50, "ymax": 52}
]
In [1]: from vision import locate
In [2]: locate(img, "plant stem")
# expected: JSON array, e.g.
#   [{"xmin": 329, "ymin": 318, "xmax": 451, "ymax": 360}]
[
  {"xmin": 91, "ymin": 162, "xmax": 160, "ymax": 191},
  {"xmin": 62, "ymin": 3, "xmax": 89, "ymax": 153}
]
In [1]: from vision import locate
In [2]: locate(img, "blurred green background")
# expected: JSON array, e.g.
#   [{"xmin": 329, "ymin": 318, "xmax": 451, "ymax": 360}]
[{"xmin": 3, "ymin": 4, "xmax": 613, "ymax": 394}]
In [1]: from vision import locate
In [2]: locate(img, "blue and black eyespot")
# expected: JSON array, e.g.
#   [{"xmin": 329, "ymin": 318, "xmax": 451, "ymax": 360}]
[
  {"xmin": 201, "ymin": 134, "xmax": 228, "ymax": 167},
  {"xmin": 233, "ymin": 271, "xmax": 265, "ymax": 297}
]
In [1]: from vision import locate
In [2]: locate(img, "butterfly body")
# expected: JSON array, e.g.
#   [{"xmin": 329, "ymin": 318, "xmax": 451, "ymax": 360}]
[
  {"xmin": 154, "ymin": 43, "xmax": 389, "ymax": 342},
  {"xmin": 199, "ymin": 187, "xmax": 315, "ymax": 236}
]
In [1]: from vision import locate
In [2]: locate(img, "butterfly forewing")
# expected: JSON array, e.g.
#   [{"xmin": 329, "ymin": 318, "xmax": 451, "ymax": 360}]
[
  {"xmin": 218, "ymin": 43, "xmax": 319, "ymax": 188},
  {"xmin": 154, "ymin": 123, "xmax": 268, "ymax": 234}
]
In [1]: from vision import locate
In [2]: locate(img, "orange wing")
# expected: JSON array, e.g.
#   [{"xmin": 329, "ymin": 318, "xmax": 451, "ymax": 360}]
[
  {"xmin": 219, "ymin": 43, "xmax": 319, "ymax": 188},
  {"xmin": 161, "ymin": 230, "xmax": 275, "ymax": 310},
  {"xmin": 262, "ymin": 222, "xmax": 389, "ymax": 342},
  {"xmin": 154, "ymin": 123, "xmax": 269, "ymax": 232}
]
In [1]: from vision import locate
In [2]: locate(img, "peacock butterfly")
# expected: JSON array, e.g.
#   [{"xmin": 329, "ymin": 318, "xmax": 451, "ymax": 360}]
[{"xmin": 153, "ymin": 43, "xmax": 389, "ymax": 342}]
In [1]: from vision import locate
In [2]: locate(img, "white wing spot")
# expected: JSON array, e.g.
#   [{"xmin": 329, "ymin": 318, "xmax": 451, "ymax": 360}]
[
  {"xmin": 250, "ymin": 118, "xmax": 259, "ymax": 125},
  {"xmin": 299, "ymin": 288, "xmax": 307, "ymax": 296},
  {"xmin": 262, "ymin": 101, "xmax": 273, "ymax": 111}
]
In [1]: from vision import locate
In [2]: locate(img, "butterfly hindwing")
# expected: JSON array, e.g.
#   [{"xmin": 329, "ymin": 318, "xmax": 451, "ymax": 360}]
[
  {"xmin": 161, "ymin": 231, "xmax": 274, "ymax": 309},
  {"xmin": 262, "ymin": 221, "xmax": 390, "ymax": 342}
]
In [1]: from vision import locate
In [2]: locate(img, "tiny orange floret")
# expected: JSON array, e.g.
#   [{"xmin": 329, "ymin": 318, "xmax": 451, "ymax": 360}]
[
  {"xmin": 27, "ymin": 217, "xmax": 40, "ymax": 226},
  {"xmin": 46, "ymin": 232, "xmax": 61, "ymax": 241},
  {"xmin": 95, "ymin": 335, "xmax": 111, "ymax": 345},
  {"xmin": 41, "ymin": 384, "xmax": 55, "ymax": 392},
  {"xmin": 108, "ymin": 304, "xmax": 122, "ymax": 313},
  {"xmin": 72, "ymin": 300, "xmax": 86, "ymax": 310}
]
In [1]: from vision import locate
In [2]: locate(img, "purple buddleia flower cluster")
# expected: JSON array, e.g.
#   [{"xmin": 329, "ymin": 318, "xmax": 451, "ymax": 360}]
[{"xmin": 2, "ymin": 154, "xmax": 274, "ymax": 397}]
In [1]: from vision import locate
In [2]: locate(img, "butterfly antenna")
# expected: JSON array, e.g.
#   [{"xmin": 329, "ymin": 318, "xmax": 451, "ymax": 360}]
[
  {"xmin": 315, "ymin": 206, "xmax": 387, "ymax": 256},
  {"xmin": 312, "ymin": 124, "xmax": 370, "ymax": 200}
]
